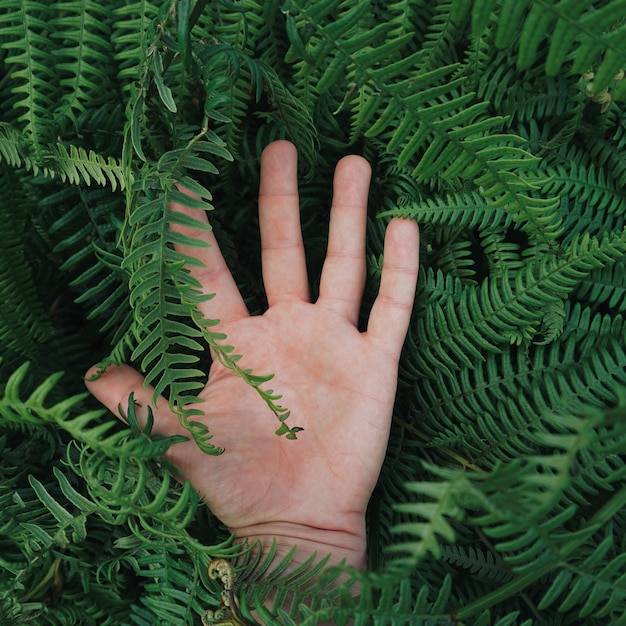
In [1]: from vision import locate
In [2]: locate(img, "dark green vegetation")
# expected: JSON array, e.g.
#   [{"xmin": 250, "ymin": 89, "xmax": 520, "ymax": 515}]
[{"xmin": 2, "ymin": 0, "xmax": 626, "ymax": 623}]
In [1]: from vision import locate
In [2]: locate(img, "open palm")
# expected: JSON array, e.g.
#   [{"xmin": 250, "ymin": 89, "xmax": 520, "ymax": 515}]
[{"xmin": 86, "ymin": 141, "xmax": 419, "ymax": 567}]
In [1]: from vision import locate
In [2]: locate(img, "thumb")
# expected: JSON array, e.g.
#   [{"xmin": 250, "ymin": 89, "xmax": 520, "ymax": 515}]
[{"xmin": 84, "ymin": 363, "xmax": 183, "ymax": 437}]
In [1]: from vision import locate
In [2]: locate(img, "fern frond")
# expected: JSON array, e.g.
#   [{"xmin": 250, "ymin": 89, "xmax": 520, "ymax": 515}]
[
  {"xmin": 0, "ymin": 0, "xmax": 55, "ymax": 154},
  {"xmin": 479, "ymin": 228, "xmax": 525, "ymax": 276},
  {"xmin": 62, "ymin": 397, "xmax": 186, "ymax": 461},
  {"xmin": 412, "ymin": 306, "xmax": 626, "ymax": 470},
  {"xmin": 0, "ymin": 177, "xmax": 57, "ymax": 360},
  {"xmin": 428, "ymin": 227, "xmax": 478, "ymax": 283},
  {"xmin": 458, "ymin": 0, "xmax": 626, "ymax": 97},
  {"xmin": 412, "ymin": 0, "xmax": 461, "ymax": 74},
  {"xmin": 454, "ymin": 396, "xmax": 626, "ymax": 620},
  {"xmin": 378, "ymin": 0, "xmax": 432, "ymax": 50},
  {"xmin": 120, "ymin": 125, "xmax": 302, "ymax": 449},
  {"xmin": 121, "ymin": 177, "xmax": 218, "ymax": 441},
  {"xmin": 45, "ymin": 142, "xmax": 127, "ymax": 190},
  {"xmin": 463, "ymin": 18, "xmax": 497, "ymax": 94},
  {"xmin": 379, "ymin": 191, "xmax": 510, "ymax": 232},
  {"xmin": 255, "ymin": 60, "xmax": 319, "ymax": 173},
  {"xmin": 1, "ymin": 452, "xmax": 136, "ymax": 625},
  {"xmin": 583, "ymin": 120, "xmax": 626, "ymax": 197},
  {"xmin": 459, "ymin": 487, "xmax": 626, "ymax": 622},
  {"xmin": 476, "ymin": 49, "xmax": 584, "ymax": 127},
  {"xmin": 537, "ymin": 526, "xmax": 626, "ymax": 621},
  {"xmin": 46, "ymin": 185, "xmax": 130, "ymax": 342},
  {"xmin": 544, "ymin": 153, "xmax": 626, "ymax": 221},
  {"xmin": 55, "ymin": 451, "xmax": 239, "ymax": 622},
  {"xmin": 79, "ymin": 455, "xmax": 199, "ymax": 535},
  {"xmin": 441, "ymin": 544, "xmax": 513, "ymax": 583},
  {"xmin": 195, "ymin": 45, "xmax": 255, "ymax": 158},
  {"xmin": 111, "ymin": 0, "xmax": 160, "ymax": 88},
  {"xmin": 285, "ymin": 0, "xmax": 392, "ymax": 128},
  {"xmin": 411, "ymin": 230, "xmax": 626, "ymax": 378},
  {"xmin": 322, "ymin": 573, "xmax": 459, "ymax": 625},
  {"xmin": 48, "ymin": 0, "xmax": 114, "ymax": 127},
  {"xmin": 235, "ymin": 548, "xmax": 347, "ymax": 623},
  {"xmin": 193, "ymin": 42, "xmax": 318, "ymax": 169},
  {"xmin": 0, "ymin": 362, "xmax": 70, "ymax": 430},
  {"xmin": 387, "ymin": 467, "xmax": 467, "ymax": 568},
  {"xmin": 0, "ymin": 121, "xmax": 126, "ymax": 188},
  {"xmin": 28, "ymin": 474, "xmax": 90, "ymax": 546},
  {"xmin": 188, "ymin": 301, "xmax": 303, "ymax": 442},
  {"xmin": 0, "ymin": 360, "xmax": 186, "ymax": 468},
  {"xmin": 0, "ymin": 122, "xmax": 28, "ymax": 169},
  {"xmin": 132, "ymin": 548, "xmax": 216, "ymax": 624},
  {"xmin": 234, "ymin": 549, "xmax": 460, "ymax": 625},
  {"xmin": 1, "ymin": 389, "xmax": 239, "ymax": 625},
  {"xmin": 362, "ymin": 64, "xmax": 562, "ymax": 241},
  {"xmin": 576, "ymin": 257, "xmax": 626, "ymax": 312}
]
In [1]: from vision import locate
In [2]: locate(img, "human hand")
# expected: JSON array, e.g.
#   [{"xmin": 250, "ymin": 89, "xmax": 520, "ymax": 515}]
[{"xmin": 86, "ymin": 140, "xmax": 419, "ymax": 570}]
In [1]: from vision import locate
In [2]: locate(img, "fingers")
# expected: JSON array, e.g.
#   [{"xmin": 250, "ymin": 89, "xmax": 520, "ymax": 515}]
[
  {"xmin": 367, "ymin": 218, "xmax": 420, "ymax": 359},
  {"xmin": 84, "ymin": 363, "xmax": 184, "ymax": 436},
  {"xmin": 317, "ymin": 155, "xmax": 371, "ymax": 325},
  {"xmin": 258, "ymin": 140, "xmax": 310, "ymax": 306},
  {"xmin": 169, "ymin": 187, "xmax": 249, "ymax": 325}
]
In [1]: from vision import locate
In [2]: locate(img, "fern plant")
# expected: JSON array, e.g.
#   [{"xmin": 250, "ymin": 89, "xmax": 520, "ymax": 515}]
[{"xmin": 2, "ymin": 0, "xmax": 626, "ymax": 623}]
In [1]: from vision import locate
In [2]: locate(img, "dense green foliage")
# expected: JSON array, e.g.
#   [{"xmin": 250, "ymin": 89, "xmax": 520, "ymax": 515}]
[{"xmin": 2, "ymin": 0, "xmax": 626, "ymax": 623}]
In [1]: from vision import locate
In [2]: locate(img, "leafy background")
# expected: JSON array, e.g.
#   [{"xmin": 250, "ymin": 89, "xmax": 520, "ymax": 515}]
[{"xmin": 2, "ymin": 0, "xmax": 626, "ymax": 624}]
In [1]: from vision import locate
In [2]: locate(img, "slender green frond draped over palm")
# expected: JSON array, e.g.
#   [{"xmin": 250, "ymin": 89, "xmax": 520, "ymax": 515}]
[{"xmin": 2, "ymin": 0, "xmax": 626, "ymax": 623}]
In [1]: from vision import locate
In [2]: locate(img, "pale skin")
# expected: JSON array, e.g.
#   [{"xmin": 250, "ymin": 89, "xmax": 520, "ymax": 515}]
[{"xmin": 85, "ymin": 140, "xmax": 420, "ymax": 571}]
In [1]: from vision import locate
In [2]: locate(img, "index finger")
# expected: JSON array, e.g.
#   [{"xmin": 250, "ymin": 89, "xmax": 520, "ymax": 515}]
[{"xmin": 169, "ymin": 187, "xmax": 249, "ymax": 325}]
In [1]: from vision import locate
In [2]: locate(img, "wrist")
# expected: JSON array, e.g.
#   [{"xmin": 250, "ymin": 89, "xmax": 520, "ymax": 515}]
[{"xmin": 232, "ymin": 520, "xmax": 367, "ymax": 571}]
